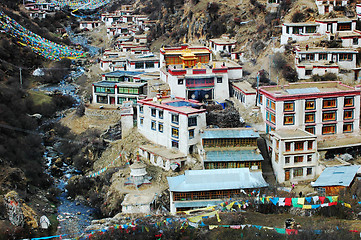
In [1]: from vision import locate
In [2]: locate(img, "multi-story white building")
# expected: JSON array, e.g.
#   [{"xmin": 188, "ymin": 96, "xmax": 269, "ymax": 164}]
[
  {"xmin": 92, "ymin": 71, "xmax": 147, "ymax": 106},
  {"xmin": 270, "ymin": 129, "xmax": 319, "ymax": 183},
  {"xmin": 137, "ymin": 96, "xmax": 207, "ymax": 155},
  {"xmin": 337, "ymin": 30, "xmax": 361, "ymax": 48},
  {"xmin": 316, "ymin": 18, "xmax": 356, "ymax": 34},
  {"xmin": 258, "ymin": 81, "xmax": 361, "ymax": 135},
  {"xmin": 79, "ymin": 21, "xmax": 102, "ymax": 31},
  {"xmin": 295, "ymin": 47, "xmax": 358, "ymax": 79},
  {"xmin": 160, "ymin": 45, "xmax": 242, "ymax": 102}
]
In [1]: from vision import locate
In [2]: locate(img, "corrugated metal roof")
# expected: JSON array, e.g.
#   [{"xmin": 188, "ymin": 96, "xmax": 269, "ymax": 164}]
[
  {"xmin": 174, "ymin": 200, "xmax": 223, "ymax": 208},
  {"xmin": 312, "ymin": 165, "xmax": 360, "ymax": 187},
  {"xmin": 167, "ymin": 168, "xmax": 268, "ymax": 192},
  {"xmin": 104, "ymin": 70, "xmax": 144, "ymax": 77},
  {"xmin": 286, "ymin": 87, "xmax": 320, "ymax": 95},
  {"xmin": 204, "ymin": 150, "xmax": 264, "ymax": 162},
  {"xmin": 201, "ymin": 128, "xmax": 259, "ymax": 139}
]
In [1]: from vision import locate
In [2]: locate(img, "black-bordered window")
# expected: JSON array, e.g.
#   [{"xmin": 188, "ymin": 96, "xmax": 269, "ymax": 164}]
[
  {"xmin": 158, "ymin": 122, "xmax": 163, "ymax": 133},
  {"xmin": 151, "ymin": 120, "xmax": 156, "ymax": 130},
  {"xmin": 189, "ymin": 129, "xmax": 194, "ymax": 139}
]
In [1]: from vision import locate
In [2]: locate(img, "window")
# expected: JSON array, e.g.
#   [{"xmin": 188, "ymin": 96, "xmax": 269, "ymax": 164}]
[
  {"xmin": 188, "ymin": 116, "xmax": 197, "ymax": 127},
  {"xmin": 305, "ymin": 126, "xmax": 315, "ymax": 134},
  {"xmin": 295, "ymin": 142, "xmax": 304, "ymax": 151},
  {"xmin": 151, "ymin": 108, "xmax": 156, "ymax": 117},
  {"xmin": 96, "ymin": 96, "xmax": 108, "ymax": 104},
  {"xmin": 139, "ymin": 105, "xmax": 143, "ymax": 113},
  {"xmin": 285, "ymin": 142, "xmax": 291, "ymax": 152},
  {"xmin": 322, "ymin": 124, "xmax": 336, "ymax": 135},
  {"xmin": 276, "ymin": 140, "xmax": 279, "ymax": 149},
  {"xmin": 344, "ymin": 110, "xmax": 353, "ymax": 119},
  {"xmin": 284, "ymin": 115, "xmax": 294, "ymax": 125},
  {"xmin": 319, "ymin": 53, "xmax": 327, "ymax": 60},
  {"xmin": 158, "ymin": 123, "xmax": 163, "ymax": 132},
  {"xmin": 171, "ymin": 114, "xmax": 179, "ymax": 124},
  {"xmin": 189, "ymin": 129, "xmax": 194, "ymax": 139},
  {"xmin": 305, "ymin": 100, "xmax": 315, "ymax": 110},
  {"xmin": 259, "ymin": 95, "xmax": 263, "ymax": 105},
  {"xmin": 305, "ymin": 113, "xmax": 315, "ymax": 123},
  {"xmin": 269, "ymin": 100, "xmax": 276, "ymax": 110},
  {"xmin": 178, "ymin": 79, "xmax": 184, "ymax": 85},
  {"xmin": 294, "ymin": 156, "xmax": 304, "ymax": 163},
  {"xmin": 284, "ymin": 101, "xmax": 294, "ymax": 112},
  {"xmin": 308, "ymin": 141, "xmax": 313, "ymax": 150},
  {"xmin": 307, "ymin": 155, "xmax": 312, "ymax": 162},
  {"xmin": 294, "ymin": 168, "xmax": 303, "ymax": 177},
  {"xmin": 285, "ymin": 157, "xmax": 290, "ymax": 164},
  {"xmin": 139, "ymin": 117, "xmax": 144, "ymax": 126},
  {"xmin": 145, "ymin": 62, "xmax": 154, "ymax": 68},
  {"xmin": 322, "ymin": 111, "xmax": 336, "ymax": 122},
  {"xmin": 323, "ymin": 98, "xmax": 336, "ymax": 108},
  {"xmin": 172, "ymin": 140, "xmax": 179, "ymax": 149},
  {"xmin": 267, "ymin": 111, "xmax": 276, "ymax": 124},
  {"xmin": 217, "ymin": 77, "xmax": 222, "ymax": 83},
  {"xmin": 307, "ymin": 168, "xmax": 312, "ymax": 175},
  {"xmin": 159, "ymin": 110, "xmax": 164, "ymax": 119},
  {"xmin": 353, "ymin": 38, "xmax": 359, "ymax": 45},
  {"xmin": 339, "ymin": 53, "xmax": 353, "ymax": 61},
  {"xmin": 118, "ymin": 97, "xmax": 126, "ymax": 104},
  {"xmin": 172, "ymin": 127, "xmax": 179, "ymax": 138},
  {"xmin": 306, "ymin": 54, "xmax": 314, "ymax": 60},
  {"xmin": 151, "ymin": 120, "xmax": 156, "ymax": 130},
  {"xmin": 343, "ymin": 123, "xmax": 353, "ymax": 133},
  {"xmin": 305, "ymin": 70, "xmax": 312, "ymax": 76},
  {"xmin": 135, "ymin": 62, "xmax": 144, "ymax": 69},
  {"xmin": 275, "ymin": 154, "xmax": 279, "ymax": 162},
  {"xmin": 305, "ymin": 26, "xmax": 316, "ymax": 33},
  {"xmin": 344, "ymin": 97, "xmax": 354, "ymax": 107}
]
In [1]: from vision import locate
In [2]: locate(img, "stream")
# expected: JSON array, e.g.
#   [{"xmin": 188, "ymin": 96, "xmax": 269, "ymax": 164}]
[{"xmin": 36, "ymin": 39, "xmax": 99, "ymax": 236}]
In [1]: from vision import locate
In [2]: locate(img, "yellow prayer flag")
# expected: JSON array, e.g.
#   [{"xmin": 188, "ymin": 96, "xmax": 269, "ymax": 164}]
[
  {"xmin": 298, "ymin": 198, "xmax": 305, "ymax": 205},
  {"xmin": 344, "ymin": 203, "xmax": 351, "ymax": 208},
  {"xmin": 302, "ymin": 205, "xmax": 312, "ymax": 209}
]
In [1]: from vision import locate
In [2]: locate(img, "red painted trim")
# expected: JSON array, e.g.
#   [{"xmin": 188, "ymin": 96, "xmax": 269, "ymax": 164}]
[{"xmin": 212, "ymin": 68, "xmax": 228, "ymax": 73}]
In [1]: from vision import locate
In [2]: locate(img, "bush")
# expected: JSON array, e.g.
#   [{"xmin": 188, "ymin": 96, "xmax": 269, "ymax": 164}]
[
  {"xmin": 292, "ymin": 11, "xmax": 305, "ymax": 23},
  {"xmin": 311, "ymin": 73, "xmax": 338, "ymax": 81}
]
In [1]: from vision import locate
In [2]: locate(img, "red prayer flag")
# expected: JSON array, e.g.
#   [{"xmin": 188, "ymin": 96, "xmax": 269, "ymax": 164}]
[
  {"xmin": 319, "ymin": 196, "xmax": 326, "ymax": 204},
  {"xmin": 285, "ymin": 198, "xmax": 292, "ymax": 206}
]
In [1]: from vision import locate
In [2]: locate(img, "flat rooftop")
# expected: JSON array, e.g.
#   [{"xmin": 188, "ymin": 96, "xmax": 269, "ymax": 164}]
[
  {"xmin": 283, "ymin": 22, "xmax": 319, "ymax": 26},
  {"xmin": 140, "ymin": 144, "xmax": 187, "ymax": 160},
  {"xmin": 315, "ymin": 18, "xmax": 356, "ymax": 23},
  {"xmin": 337, "ymin": 30, "xmax": 361, "ymax": 38},
  {"xmin": 210, "ymin": 38, "xmax": 237, "ymax": 45},
  {"xmin": 232, "ymin": 81, "xmax": 257, "ymax": 94},
  {"xmin": 160, "ymin": 45, "xmax": 211, "ymax": 55},
  {"xmin": 318, "ymin": 132, "xmax": 361, "ymax": 150},
  {"xmin": 297, "ymin": 47, "xmax": 358, "ymax": 53},
  {"xmin": 121, "ymin": 193, "xmax": 155, "ymax": 206},
  {"xmin": 259, "ymin": 81, "xmax": 358, "ymax": 97},
  {"xmin": 138, "ymin": 96, "xmax": 206, "ymax": 115},
  {"xmin": 297, "ymin": 61, "xmax": 339, "ymax": 68},
  {"xmin": 272, "ymin": 128, "xmax": 316, "ymax": 140}
]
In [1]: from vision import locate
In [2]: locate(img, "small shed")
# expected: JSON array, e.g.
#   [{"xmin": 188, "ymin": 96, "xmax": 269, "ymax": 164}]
[
  {"xmin": 312, "ymin": 165, "xmax": 360, "ymax": 195},
  {"xmin": 121, "ymin": 193, "xmax": 155, "ymax": 214}
]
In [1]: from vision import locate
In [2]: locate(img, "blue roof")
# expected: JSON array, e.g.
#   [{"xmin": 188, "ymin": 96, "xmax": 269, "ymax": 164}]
[
  {"xmin": 201, "ymin": 128, "xmax": 259, "ymax": 139},
  {"xmin": 167, "ymin": 168, "xmax": 268, "ymax": 192},
  {"xmin": 313, "ymin": 165, "xmax": 360, "ymax": 187},
  {"xmin": 286, "ymin": 87, "xmax": 320, "ymax": 95},
  {"xmin": 104, "ymin": 70, "xmax": 144, "ymax": 77},
  {"xmin": 205, "ymin": 150, "xmax": 264, "ymax": 162}
]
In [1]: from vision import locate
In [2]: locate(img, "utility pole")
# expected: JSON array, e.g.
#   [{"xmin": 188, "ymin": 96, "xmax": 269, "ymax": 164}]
[
  {"xmin": 256, "ymin": 72, "xmax": 259, "ymax": 106},
  {"xmin": 19, "ymin": 67, "xmax": 22, "ymax": 88}
]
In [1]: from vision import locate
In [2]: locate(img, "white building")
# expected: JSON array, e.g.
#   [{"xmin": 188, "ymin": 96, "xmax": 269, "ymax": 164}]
[
  {"xmin": 126, "ymin": 55, "xmax": 160, "ymax": 72},
  {"xmin": 121, "ymin": 193, "xmax": 155, "ymax": 214},
  {"xmin": 209, "ymin": 37, "xmax": 237, "ymax": 54},
  {"xmin": 295, "ymin": 47, "xmax": 358, "ymax": 79},
  {"xmin": 280, "ymin": 18, "xmax": 357, "ymax": 45},
  {"xmin": 280, "ymin": 22, "xmax": 321, "ymax": 45},
  {"xmin": 316, "ymin": 18, "xmax": 356, "ymax": 34},
  {"xmin": 160, "ymin": 45, "xmax": 242, "ymax": 102},
  {"xmin": 79, "ymin": 21, "xmax": 102, "ymax": 31},
  {"xmin": 258, "ymin": 81, "xmax": 361, "ymax": 135},
  {"xmin": 137, "ymin": 96, "xmax": 207, "ymax": 155},
  {"xmin": 337, "ymin": 30, "xmax": 361, "ymax": 48},
  {"xmin": 270, "ymin": 129, "xmax": 319, "ymax": 183},
  {"xmin": 357, "ymin": 4, "xmax": 361, "ymax": 20},
  {"xmin": 315, "ymin": 0, "xmax": 348, "ymax": 15},
  {"xmin": 231, "ymin": 81, "xmax": 257, "ymax": 107}
]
